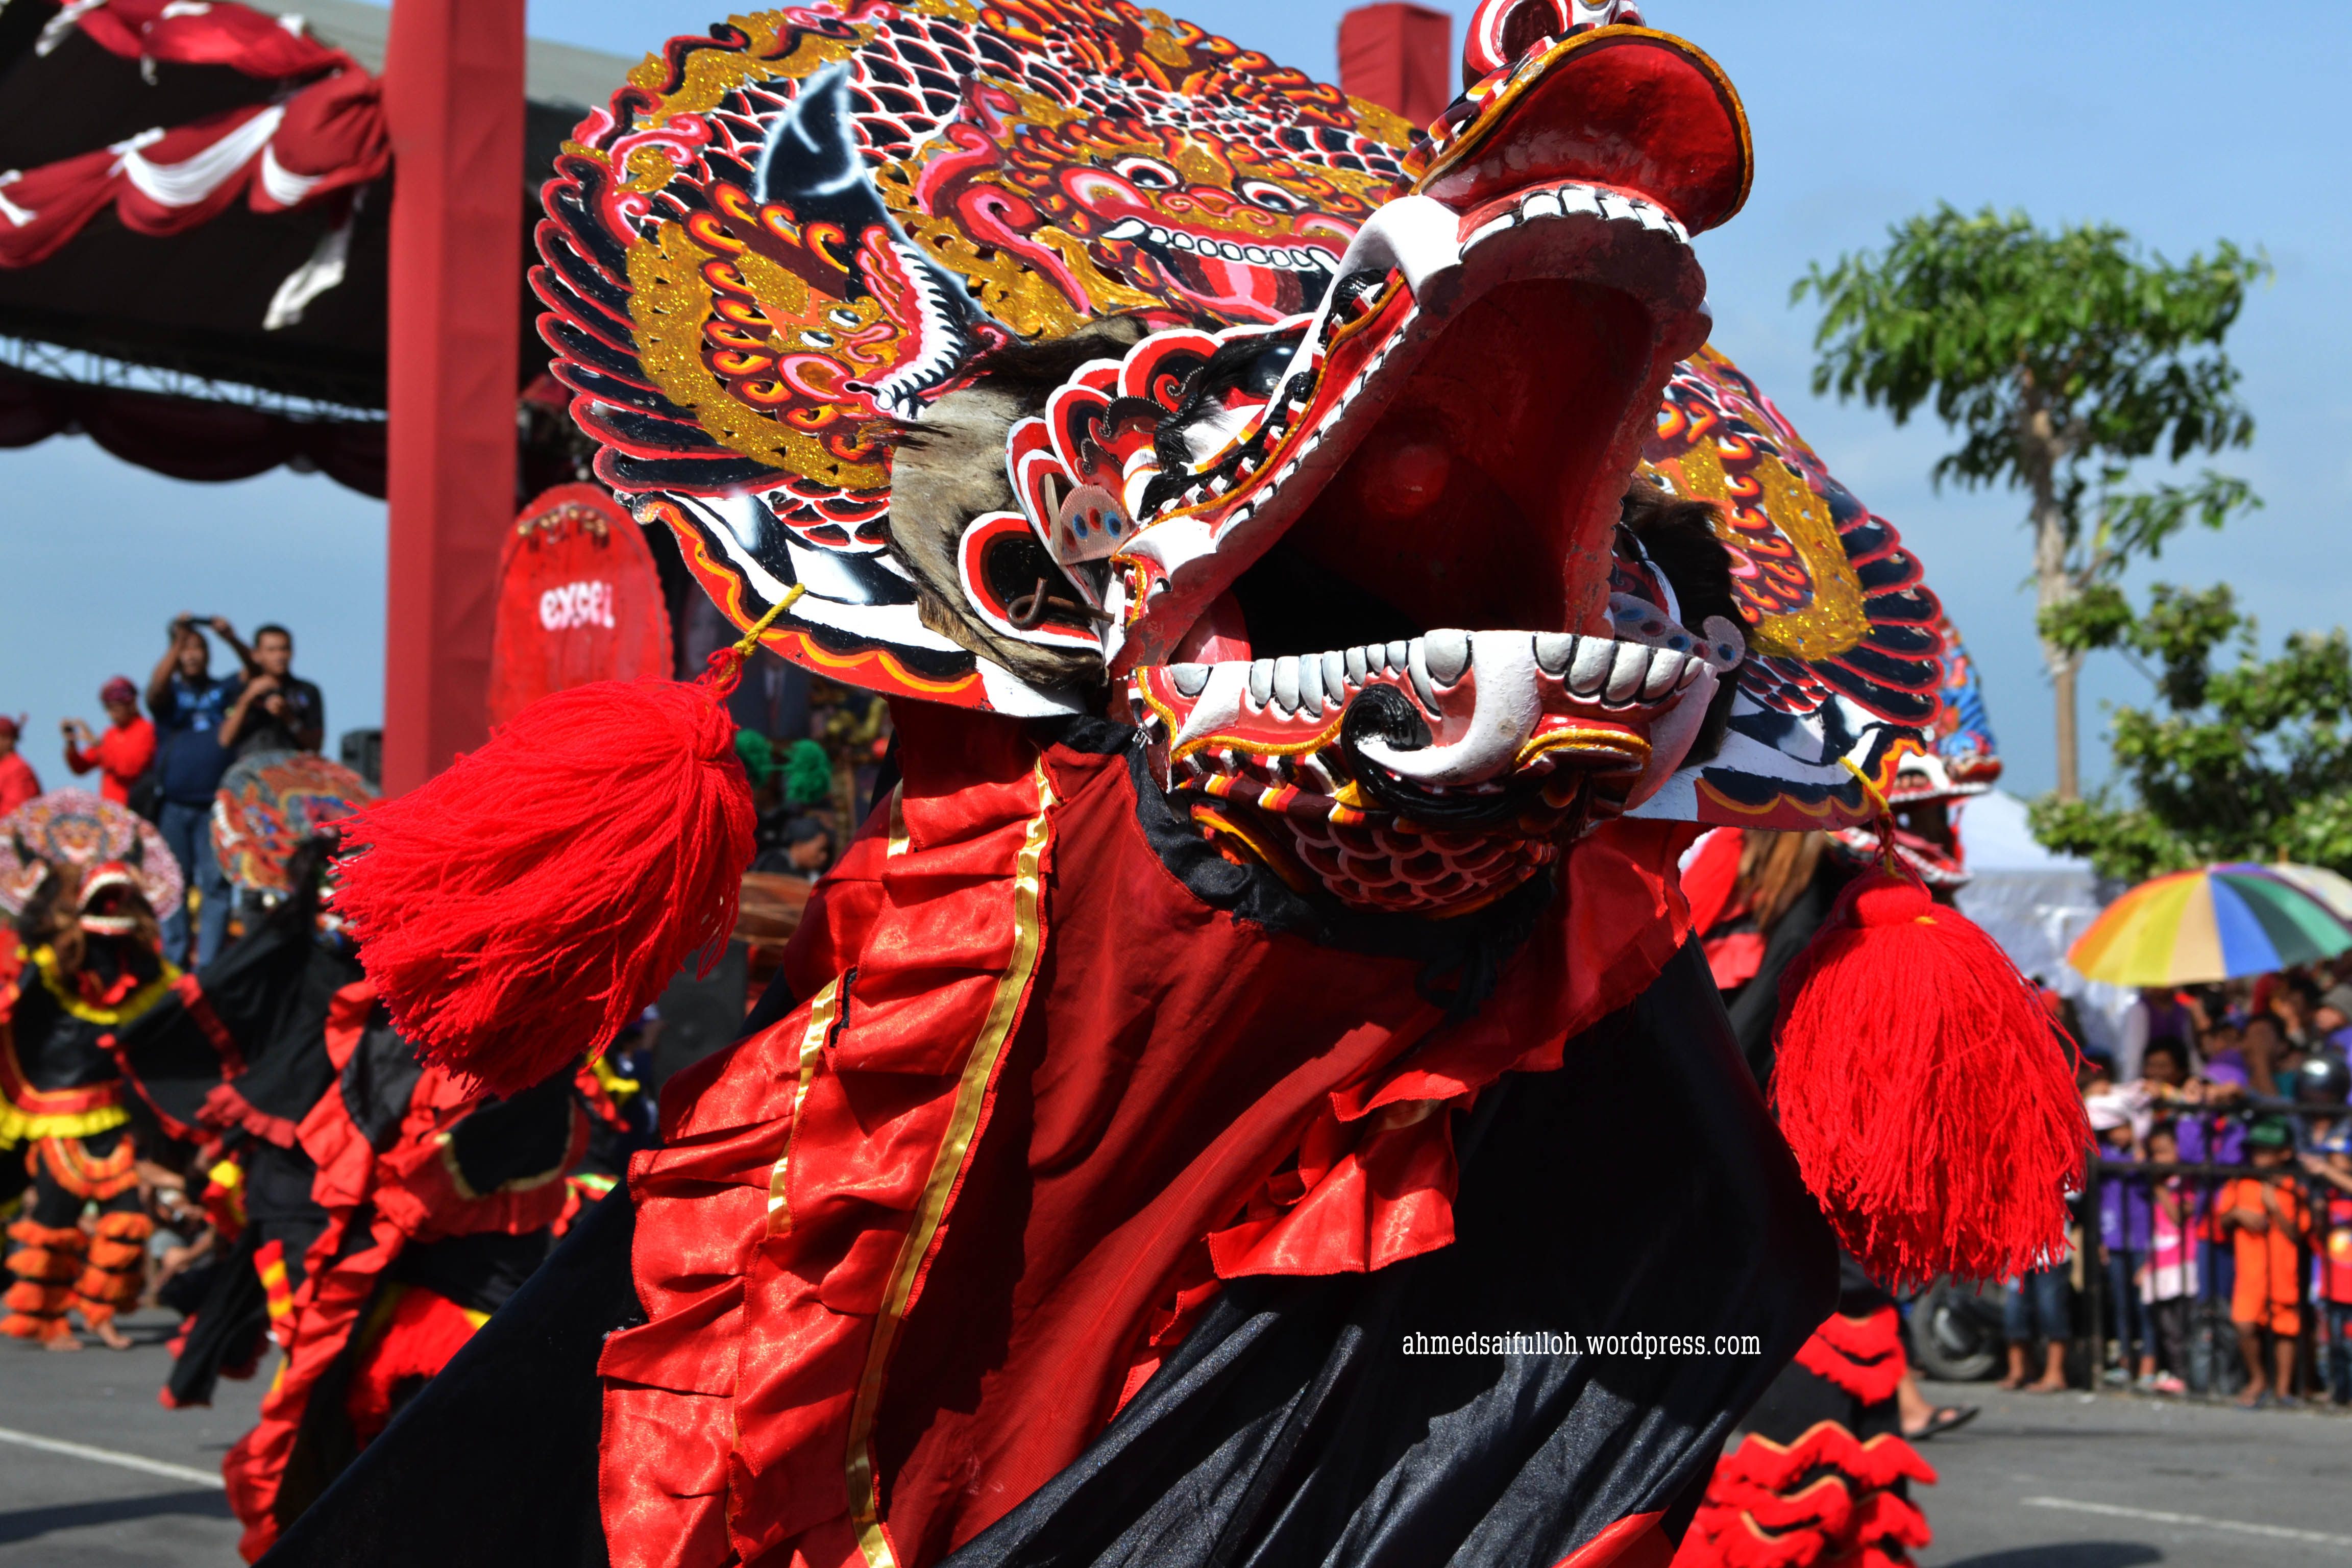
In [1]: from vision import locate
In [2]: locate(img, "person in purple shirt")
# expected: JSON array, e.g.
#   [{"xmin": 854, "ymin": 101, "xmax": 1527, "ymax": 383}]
[
  {"xmin": 2174, "ymin": 1110, "xmax": 2247, "ymax": 1167},
  {"xmin": 2092, "ymin": 1101, "xmax": 2158, "ymax": 1388},
  {"xmin": 2170, "ymin": 1069, "xmax": 2248, "ymax": 1312}
]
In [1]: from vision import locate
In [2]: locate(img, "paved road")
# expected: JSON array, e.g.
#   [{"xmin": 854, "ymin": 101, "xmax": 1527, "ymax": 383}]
[
  {"xmin": 5, "ymin": 1328, "xmax": 2349, "ymax": 1565},
  {"xmin": 0, "ymin": 1310, "xmax": 258, "ymax": 1567},
  {"xmin": 1916, "ymin": 1378, "xmax": 2352, "ymax": 1566}
]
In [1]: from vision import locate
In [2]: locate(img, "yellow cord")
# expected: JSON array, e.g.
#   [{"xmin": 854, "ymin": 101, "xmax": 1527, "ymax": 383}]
[
  {"xmin": 1839, "ymin": 756, "xmax": 1907, "ymax": 878},
  {"xmin": 732, "ymin": 585, "xmax": 805, "ymax": 659},
  {"xmin": 1836, "ymin": 755, "xmax": 1892, "ymax": 820}
]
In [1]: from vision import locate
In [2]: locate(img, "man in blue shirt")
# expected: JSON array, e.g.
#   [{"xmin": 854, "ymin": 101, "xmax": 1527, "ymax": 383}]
[{"xmin": 144, "ymin": 615, "xmax": 242, "ymax": 965}]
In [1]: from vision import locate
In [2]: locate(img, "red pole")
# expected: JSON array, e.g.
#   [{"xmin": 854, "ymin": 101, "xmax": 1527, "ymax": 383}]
[
  {"xmin": 380, "ymin": 0, "xmax": 525, "ymax": 795},
  {"xmin": 1338, "ymin": 4, "xmax": 1453, "ymax": 129}
]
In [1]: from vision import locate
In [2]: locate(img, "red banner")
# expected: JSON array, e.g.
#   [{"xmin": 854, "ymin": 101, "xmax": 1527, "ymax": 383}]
[
  {"xmin": 486, "ymin": 485, "xmax": 673, "ymax": 728},
  {"xmin": 55, "ymin": 0, "xmax": 357, "ymax": 79},
  {"xmin": 0, "ymin": 2, "xmax": 386, "ymax": 271}
]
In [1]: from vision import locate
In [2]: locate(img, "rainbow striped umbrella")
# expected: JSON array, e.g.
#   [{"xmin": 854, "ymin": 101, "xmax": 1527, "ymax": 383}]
[
  {"xmin": 2252, "ymin": 862, "xmax": 2352, "ymax": 926},
  {"xmin": 2069, "ymin": 865, "xmax": 2352, "ymax": 986}
]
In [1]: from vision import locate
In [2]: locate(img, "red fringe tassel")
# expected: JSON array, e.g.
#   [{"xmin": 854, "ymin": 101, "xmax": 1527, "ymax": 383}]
[
  {"xmin": 1770, "ymin": 873, "xmax": 2090, "ymax": 1287},
  {"xmin": 333, "ymin": 678, "xmax": 755, "ymax": 1095}
]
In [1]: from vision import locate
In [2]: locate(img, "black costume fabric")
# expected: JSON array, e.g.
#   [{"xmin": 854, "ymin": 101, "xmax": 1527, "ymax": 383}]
[
  {"xmin": 111, "ymin": 913, "xmax": 356, "ymax": 1141},
  {"xmin": 223, "ymin": 1004, "xmax": 586, "ymax": 1560},
  {"xmin": 261, "ymin": 941, "xmax": 1836, "ymax": 1568},
  {"xmin": 167, "ymin": 1139, "xmax": 328, "ymax": 1409},
  {"xmin": 6, "ymin": 940, "xmax": 163, "ymax": 1093},
  {"xmin": 1722, "ymin": 858, "xmax": 1858, "ymax": 1089},
  {"xmin": 111, "ymin": 910, "xmax": 358, "ymax": 1405},
  {"xmin": 262, "ymin": 1189, "xmax": 639, "ymax": 1568}
]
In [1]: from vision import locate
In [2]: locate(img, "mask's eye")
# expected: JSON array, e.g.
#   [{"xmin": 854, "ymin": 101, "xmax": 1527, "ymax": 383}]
[
  {"xmin": 1239, "ymin": 180, "xmax": 1302, "ymax": 213},
  {"xmin": 1114, "ymin": 156, "xmax": 1179, "ymax": 190},
  {"xmin": 826, "ymin": 307, "xmax": 863, "ymax": 329},
  {"xmin": 799, "ymin": 331, "xmax": 836, "ymax": 349},
  {"xmin": 1243, "ymin": 344, "xmax": 1293, "ymax": 397},
  {"xmin": 1464, "ymin": 0, "xmax": 1574, "ymax": 81}
]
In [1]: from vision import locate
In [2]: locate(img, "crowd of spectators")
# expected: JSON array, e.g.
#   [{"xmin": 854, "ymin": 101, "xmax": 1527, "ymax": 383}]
[
  {"xmin": 2000, "ymin": 966, "xmax": 2352, "ymax": 1408},
  {"xmin": 5, "ymin": 614, "xmax": 327, "ymax": 968}
]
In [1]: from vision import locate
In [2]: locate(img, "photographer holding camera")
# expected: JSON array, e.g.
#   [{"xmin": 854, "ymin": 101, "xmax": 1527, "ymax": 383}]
[
  {"xmin": 61, "ymin": 676, "xmax": 156, "ymax": 807},
  {"xmin": 217, "ymin": 623, "xmax": 324, "ymax": 757}
]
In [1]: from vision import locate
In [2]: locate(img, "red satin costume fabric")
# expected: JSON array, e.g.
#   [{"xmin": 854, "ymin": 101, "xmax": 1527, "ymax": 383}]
[{"xmin": 603, "ymin": 708, "xmax": 1699, "ymax": 1568}]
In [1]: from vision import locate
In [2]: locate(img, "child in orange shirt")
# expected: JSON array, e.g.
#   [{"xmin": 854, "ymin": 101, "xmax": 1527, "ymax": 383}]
[{"xmin": 2218, "ymin": 1120, "xmax": 2308, "ymax": 1407}]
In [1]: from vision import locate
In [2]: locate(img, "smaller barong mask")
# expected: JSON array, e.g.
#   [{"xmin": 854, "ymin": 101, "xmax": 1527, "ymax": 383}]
[{"xmin": 537, "ymin": 0, "xmax": 1949, "ymax": 917}]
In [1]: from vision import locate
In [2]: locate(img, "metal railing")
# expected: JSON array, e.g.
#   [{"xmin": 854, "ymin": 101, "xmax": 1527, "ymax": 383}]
[{"xmin": 0, "ymin": 333, "xmax": 385, "ymax": 424}]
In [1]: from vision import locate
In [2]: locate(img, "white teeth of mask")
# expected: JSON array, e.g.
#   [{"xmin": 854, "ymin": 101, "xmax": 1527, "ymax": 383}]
[
  {"xmin": 1271, "ymin": 656, "xmax": 1302, "ymax": 713},
  {"xmin": 1422, "ymin": 629, "xmax": 1470, "ymax": 685},
  {"xmin": 1568, "ymin": 636, "xmax": 1614, "ymax": 695},
  {"xmin": 1604, "ymin": 641, "xmax": 1650, "ymax": 703},
  {"xmin": 1406, "ymin": 639, "xmax": 1437, "ymax": 707},
  {"xmin": 1640, "ymin": 648, "xmax": 1685, "ymax": 701},
  {"xmin": 1300, "ymin": 653, "xmax": 1329, "ymax": 715}
]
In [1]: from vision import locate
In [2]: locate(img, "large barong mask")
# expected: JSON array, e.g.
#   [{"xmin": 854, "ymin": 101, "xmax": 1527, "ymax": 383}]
[{"xmin": 537, "ymin": 0, "xmax": 1948, "ymax": 916}]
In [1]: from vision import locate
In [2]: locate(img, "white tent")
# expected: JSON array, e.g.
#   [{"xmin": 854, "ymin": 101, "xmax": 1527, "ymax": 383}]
[{"xmin": 1954, "ymin": 789, "xmax": 2131, "ymax": 1057}]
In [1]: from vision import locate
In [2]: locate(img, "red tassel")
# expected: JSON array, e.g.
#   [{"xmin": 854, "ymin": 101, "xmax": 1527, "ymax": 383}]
[
  {"xmin": 333, "ymin": 676, "xmax": 754, "ymax": 1096},
  {"xmin": 1770, "ymin": 872, "xmax": 2089, "ymax": 1287}
]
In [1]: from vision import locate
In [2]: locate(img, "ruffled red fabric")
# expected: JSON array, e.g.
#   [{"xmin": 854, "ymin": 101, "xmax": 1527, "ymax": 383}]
[
  {"xmin": 223, "ymin": 978, "xmax": 584, "ymax": 1562},
  {"xmin": 1791, "ymin": 1307, "xmax": 1905, "ymax": 1406},
  {"xmin": 344, "ymin": 1285, "xmax": 483, "ymax": 1440},
  {"xmin": 602, "ymin": 711, "xmax": 1052, "ymax": 1568},
  {"xmin": 603, "ymin": 708, "xmax": 1701, "ymax": 1568},
  {"xmin": 1210, "ymin": 815, "xmax": 1697, "ymax": 1279},
  {"xmin": 1682, "ymin": 826, "xmax": 1743, "ymax": 936},
  {"xmin": 195, "ymin": 1082, "xmax": 302, "ymax": 1148},
  {"xmin": 1670, "ymin": 1421, "xmax": 1934, "ymax": 1568}
]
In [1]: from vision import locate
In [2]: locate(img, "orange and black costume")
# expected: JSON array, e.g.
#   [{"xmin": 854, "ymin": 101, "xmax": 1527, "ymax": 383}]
[{"xmin": 1, "ymin": 933, "xmax": 175, "ymax": 1343}]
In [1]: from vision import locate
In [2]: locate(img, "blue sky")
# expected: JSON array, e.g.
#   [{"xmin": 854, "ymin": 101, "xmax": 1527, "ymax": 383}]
[{"xmin": 3, "ymin": 1, "xmax": 2344, "ymax": 802}]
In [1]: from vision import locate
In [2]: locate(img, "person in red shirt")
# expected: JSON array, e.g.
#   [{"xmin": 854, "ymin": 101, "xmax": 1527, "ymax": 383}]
[
  {"xmin": 61, "ymin": 678, "xmax": 156, "ymax": 807},
  {"xmin": 0, "ymin": 714, "xmax": 40, "ymax": 817}
]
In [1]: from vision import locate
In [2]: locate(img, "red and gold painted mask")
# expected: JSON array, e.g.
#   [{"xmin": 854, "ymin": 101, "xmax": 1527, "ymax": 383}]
[{"xmin": 538, "ymin": 0, "xmax": 1950, "ymax": 917}]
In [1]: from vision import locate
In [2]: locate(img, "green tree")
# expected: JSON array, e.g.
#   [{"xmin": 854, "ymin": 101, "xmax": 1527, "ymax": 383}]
[
  {"xmin": 2031, "ymin": 583, "xmax": 2352, "ymax": 881},
  {"xmin": 1794, "ymin": 205, "xmax": 2270, "ymax": 798}
]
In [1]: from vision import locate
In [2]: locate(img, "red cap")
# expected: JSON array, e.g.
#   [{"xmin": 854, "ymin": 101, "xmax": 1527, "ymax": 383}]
[{"xmin": 101, "ymin": 677, "xmax": 138, "ymax": 706}]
